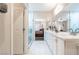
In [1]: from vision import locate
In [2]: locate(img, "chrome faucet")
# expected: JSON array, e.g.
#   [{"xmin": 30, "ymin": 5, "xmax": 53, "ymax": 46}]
[
  {"xmin": 75, "ymin": 28, "xmax": 79, "ymax": 33},
  {"xmin": 69, "ymin": 28, "xmax": 73, "ymax": 32}
]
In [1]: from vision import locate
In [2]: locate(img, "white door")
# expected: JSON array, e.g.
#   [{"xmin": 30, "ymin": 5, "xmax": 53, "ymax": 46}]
[{"xmin": 13, "ymin": 4, "xmax": 24, "ymax": 54}]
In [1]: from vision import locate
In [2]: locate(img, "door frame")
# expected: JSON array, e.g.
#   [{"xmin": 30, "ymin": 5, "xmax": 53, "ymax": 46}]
[{"xmin": 23, "ymin": 4, "xmax": 29, "ymax": 54}]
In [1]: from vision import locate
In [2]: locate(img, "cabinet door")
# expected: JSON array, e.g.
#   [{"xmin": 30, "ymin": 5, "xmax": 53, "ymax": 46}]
[
  {"xmin": 52, "ymin": 35, "xmax": 56, "ymax": 54},
  {"xmin": 44, "ymin": 31, "xmax": 56, "ymax": 54},
  {"xmin": 56, "ymin": 38, "xmax": 64, "ymax": 55},
  {"xmin": 64, "ymin": 40, "xmax": 79, "ymax": 55}
]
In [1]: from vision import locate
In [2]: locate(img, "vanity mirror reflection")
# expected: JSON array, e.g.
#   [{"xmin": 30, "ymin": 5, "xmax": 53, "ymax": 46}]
[
  {"xmin": 53, "ymin": 3, "xmax": 79, "ymax": 33},
  {"xmin": 67, "ymin": 4, "xmax": 79, "ymax": 34},
  {"xmin": 51, "ymin": 11, "xmax": 68, "ymax": 32}
]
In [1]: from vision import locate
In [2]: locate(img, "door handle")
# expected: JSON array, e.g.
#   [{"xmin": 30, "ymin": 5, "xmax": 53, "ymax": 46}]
[{"xmin": 23, "ymin": 28, "xmax": 25, "ymax": 31}]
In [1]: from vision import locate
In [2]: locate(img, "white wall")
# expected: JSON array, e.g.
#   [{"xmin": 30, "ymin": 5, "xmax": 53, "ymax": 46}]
[
  {"xmin": 33, "ymin": 11, "xmax": 53, "ymax": 21},
  {"xmin": 35, "ymin": 21, "xmax": 42, "ymax": 31},
  {"xmin": 0, "ymin": 4, "xmax": 11, "ymax": 54}
]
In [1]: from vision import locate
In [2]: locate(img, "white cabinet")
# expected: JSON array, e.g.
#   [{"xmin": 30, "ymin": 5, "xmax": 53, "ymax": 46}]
[
  {"xmin": 56, "ymin": 38, "xmax": 64, "ymax": 55},
  {"xmin": 44, "ymin": 31, "xmax": 56, "ymax": 54},
  {"xmin": 56, "ymin": 38, "xmax": 79, "ymax": 55},
  {"xmin": 64, "ymin": 39, "xmax": 79, "ymax": 55},
  {"xmin": 0, "ymin": 4, "xmax": 11, "ymax": 54},
  {"xmin": 44, "ymin": 31, "xmax": 79, "ymax": 55}
]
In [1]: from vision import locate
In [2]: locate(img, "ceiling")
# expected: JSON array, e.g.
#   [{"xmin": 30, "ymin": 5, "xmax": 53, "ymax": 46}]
[
  {"xmin": 28, "ymin": 3, "xmax": 57, "ymax": 12},
  {"xmin": 62, "ymin": 3, "xmax": 79, "ymax": 12}
]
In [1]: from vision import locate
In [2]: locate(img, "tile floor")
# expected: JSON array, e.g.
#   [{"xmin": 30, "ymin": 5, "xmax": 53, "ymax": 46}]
[{"xmin": 27, "ymin": 40, "xmax": 52, "ymax": 55}]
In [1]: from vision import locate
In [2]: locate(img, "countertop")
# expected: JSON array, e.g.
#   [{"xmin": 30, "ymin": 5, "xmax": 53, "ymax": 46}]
[{"xmin": 45, "ymin": 30, "xmax": 79, "ymax": 40}]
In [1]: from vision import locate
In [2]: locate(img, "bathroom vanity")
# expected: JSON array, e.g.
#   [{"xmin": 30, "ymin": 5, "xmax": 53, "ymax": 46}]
[{"xmin": 44, "ymin": 30, "xmax": 79, "ymax": 55}]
